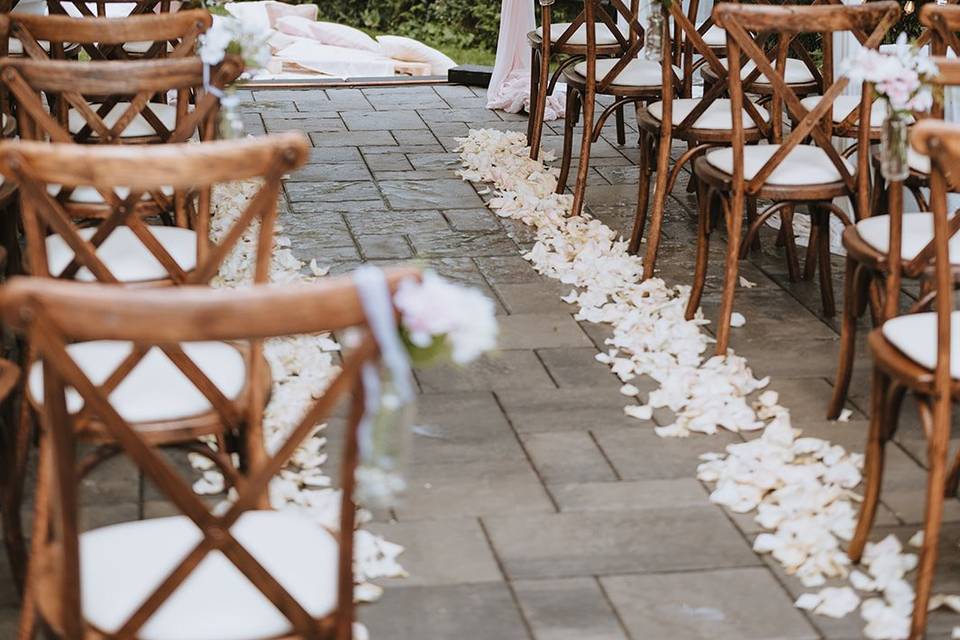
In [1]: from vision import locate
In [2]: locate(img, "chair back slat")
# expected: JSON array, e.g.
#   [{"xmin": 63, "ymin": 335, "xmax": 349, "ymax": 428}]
[
  {"xmin": 580, "ymin": 0, "xmax": 646, "ymax": 93},
  {"xmin": 0, "ymin": 270, "xmax": 419, "ymax": 637}
]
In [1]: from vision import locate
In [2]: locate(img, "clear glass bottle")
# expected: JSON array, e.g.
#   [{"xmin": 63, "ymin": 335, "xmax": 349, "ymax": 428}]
[
  {"xmin": 354, "ymin": 369, "xmax": 416, "ymax": 510},
  {"xmin": 218, "ymin": 91, "xmax": 244, "ymax": 140},
  {"xmin": 643, "ymin": 3, "xmax": 664, "ymax": 61},
  {"xmin": 880, "ymin": 111, "xmax": 909, "ymax": 181}
]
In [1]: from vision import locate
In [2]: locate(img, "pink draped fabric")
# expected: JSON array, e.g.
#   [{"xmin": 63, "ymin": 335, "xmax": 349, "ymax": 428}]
[{"xmin": 486, "ymin": 0, "xmax": 565, "ymax": 120}]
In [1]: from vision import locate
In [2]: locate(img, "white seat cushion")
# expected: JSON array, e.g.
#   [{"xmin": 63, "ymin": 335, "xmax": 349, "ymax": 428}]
[
  {"xmin": 79, "ymin": 511, "xmax": 338, "ymax": 640},
  {"xmin": 68, "ymin": 102, "xmax": 179, "ymax": 138},
  {"xmin": 702, "ymin": 24, "xmax": 725, "ymax": 46},
  {"xmin": 908, "ymin": 147, "xmax": 930, "ymax": 174},
  {"xmin": 715, "ymin": 57, "xmax": 816, "ymax": 85},
  {"xmin": 705, "ymin": 144, "xmax": 854, "ymax": 186},
  {"xmin": 537, "ymin": 22, "xmax": 621, "ymax": 46},
  {"xmin": 29, "ymin": 339, "xmax": 245, "ymax": 422},
  {"xmin": 799, "ymin": 94, "xmax": 887, "ymax": 127},
  {"xmin": 45, "ymin": 225, "xmax": 197, "ymax": 282},
  {"xmin": 882, "ymin": 311, "xmax": 960, "ymax": 379},
  {"xmin": 47, "ymin": 183, "xmax": 176, "ymax": 205},
  {"xmin": 856, "ymin": 212, "xmax": 960, "ymax": 263},
  {"xmin": 647, "ymin": 98, "xmax": 769, "ymax": 129},
  {"xmin": 574, "ymin": 57, "xmax": 681, "ymax": 87}
]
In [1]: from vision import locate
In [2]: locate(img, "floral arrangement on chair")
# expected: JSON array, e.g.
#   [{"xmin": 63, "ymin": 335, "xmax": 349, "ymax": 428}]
[
  {"xmin": 842, "ymin": 33, "xmax": 939, "ymax": 180},
  {"xmin": 195, "ymin": 1, "xmax": 272, "ymax": 138},
  {"xmin": 355, "ymin": 270, "xmax": 498, "ymax": 509}
]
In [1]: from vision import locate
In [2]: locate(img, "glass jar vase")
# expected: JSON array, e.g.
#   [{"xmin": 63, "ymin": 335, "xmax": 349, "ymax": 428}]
[{"xmin": 880, "ymin": 111, "xmax": 909, "ymax": 182}]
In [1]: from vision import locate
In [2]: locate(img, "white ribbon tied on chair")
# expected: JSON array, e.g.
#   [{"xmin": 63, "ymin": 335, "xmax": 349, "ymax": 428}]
[{"xmin": 351, "ymin": 265, "xmax": 417, "ymax": 509}]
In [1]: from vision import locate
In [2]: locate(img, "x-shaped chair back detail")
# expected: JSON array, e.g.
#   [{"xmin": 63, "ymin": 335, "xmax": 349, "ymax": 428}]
[
  {"xmin": 2, "ymin": 10, "xmax": 210, "ymax": 64},
  {"xmin": 553, "ymin": 0, "xmax": 635, "ymax": 51},
  {"xmin": 0, "ymin": 271, "xmax": 418, "ymax": 639},
  {"xmin": 0, "ymin": 133, "xmax": 307, "ymax": 285},
  {"xmin": 715, "ymin": 2, "xmax": 899, "ymax": 201},
  {"xmin": 580, "ymin": 0, "xmax": 646, "ymax": 94},
  {"xmin": 0, "ymin": 53, "xmax": 235, "ymax": 146},
  {"xmin": 660, "ymin": 0, "xmax": 768, "ymax": 137}
]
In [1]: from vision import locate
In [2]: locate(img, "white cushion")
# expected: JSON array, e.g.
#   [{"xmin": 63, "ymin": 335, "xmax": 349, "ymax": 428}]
[
  {"xmin": 702, "ymin": 24, "xmax": 725, "ymax": 46},
  {"xmin": 574, "ymin": 57, "xmax": 680, "ymax": 87},
  {"xmin": 856, "ymin": 212, "xmax": 960, "ymax": 263},
  {"xmin": 47, "ymin": 183, "xmax": 176, "ymax": 205},
  {"xmin": 45, "ymin": 225, "xmax": 197, "ymax": 283},
  {"xmin": 223, "ymin": 1, "xmax": 270, "ymax": 30},
  {"xmin": 705, "ymin": 144, "xmax": 854, "ymax": 186},
  {"xmin": 276, "ymin": 16, "xmax": 380, "ymax": 54},
  {"xmin": 882, "ymin": 311, "xmax": 960, "ymax": 378},
  {"xmin": 79, "ymin": 511, "xmax": 338, "ymax": 640},
  {"xmin": 716, "ymin": 57, "xmax": 816, "ymax": 84},
  {"xmin": 799, "ymin": 94, "xmax": 886, "ymax": 127},
  {"xmin": 276, "ymin": 39, "xmax": 396, "ymax": 78},
  {"xmin": 908, "ymin": 147, "xmax": 930, "ymax": 174},
  {"xmin": 536, "ymin": 22, "xmax": 621, "ymax": 46},
  {"xmin": 376, "ymin": 35, "xmax": 457, "ymax": 75},
  {"xmin": 29, "ymin": 339, "xmax": 245, "ymax": 422},
  {"xmin": 647, "ymin": 98, "xmax": 769, "ymax": 129},
  {"xmin": 67, "ymin": 102, "xmax": 178, "ymax": 138}
]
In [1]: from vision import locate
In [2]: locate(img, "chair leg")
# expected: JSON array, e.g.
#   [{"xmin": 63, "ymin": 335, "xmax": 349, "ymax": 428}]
[
  {"xmin": 529, "ymin": 45, "xmax": 551, "ymax": 161},
  {"xmin": 781, "ymin": 206, "xmax": 801, "ymax": 282},
  {"xmin": 715, "ymin": 194, "xmax": 745, "ymax": 355},
  {"xmin": 628, "ymin": 128, "xmax": 652, "ymax": 255},
  {"xmin": 816, "ymin": 208, "xmax": 836, "ymax": 317},
  {"xmin": 828, "ymin": 258, "xmax": 866, "ymax": 419},
  {"xmin": 570, "ymin": 91, "xmax": 596, "ymax": 217},
  {"xmin": 527, "ymin": 46, "xmax": 539, "ymax": 148},
  {"xmin": 3, "ymin": 387, "xmax": 31, "ymax": 594},
  {"xmin": 556, "ymin": 89, "xmax": 579, "ymax": 195},
  {"xmin": 16, "ymin": 432, "xmax": 51, "ymax": 640},
  {"xmin": 848, "ymin": 366, "xmax": 892, "ymax": 563},
  {"xmin": 641, "ymin": 120, "xmax": 675, "ymax": 281},
  {"xmin": 686, "ymin": 181, "xmax": 712, "ymax": 321},
  {"xmin": 615, "ymin": 104, "xmax": 626, "ymax": 146},
  {"xmin": 911, "ymin": 395, "xmax": 950, "ymax": 640},
  {"xmin": 747, "ymin": 197, "xmax": 761, "ymax": 253}
]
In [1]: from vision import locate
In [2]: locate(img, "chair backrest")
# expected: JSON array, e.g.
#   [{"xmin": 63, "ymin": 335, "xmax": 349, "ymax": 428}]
[
  {"xmin": 47, "ymin": 0, "xmax": 174, "ymax": 18},
  {"xmin": 579, "ymin": 0, "xmax": 645, "ymax": 93},
  {"xmin": 0, "ymin": 268, "xmax": 419, "ymax": 638},
  {"xmin": 0, "ymin": 133, "xmax": 307, "ymax": 283},
  {"xmin": 0, "ymin": 54, "xmax": 240, "ymax": 144},
  {"xmin": 656, "ymin": 0, "xmax": 769, "ymax": 139},
  {"xmin": 714, "ymin": 2, "xmax": 899, "ymax": 210},
  {"xmin": 0, "ymin": 10, "xmax": 210, "ymax": 61},
  {"xmin": 910, "ymin": 119, "xmax": 960, "ymax": 419},
  {"xmin": 549, "ymin": 0, "xmax": 636, "ymax": 51}
]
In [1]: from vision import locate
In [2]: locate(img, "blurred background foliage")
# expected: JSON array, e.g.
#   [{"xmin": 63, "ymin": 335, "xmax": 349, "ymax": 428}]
[{"xmin": 291, "ymin": 0, "xmax": 923, "ymax": 67}]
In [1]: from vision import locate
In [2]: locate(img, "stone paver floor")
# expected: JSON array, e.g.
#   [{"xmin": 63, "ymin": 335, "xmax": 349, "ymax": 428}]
[{"xmin": 2, "ymin": 82, "xmax": 959, "ymax": 639}]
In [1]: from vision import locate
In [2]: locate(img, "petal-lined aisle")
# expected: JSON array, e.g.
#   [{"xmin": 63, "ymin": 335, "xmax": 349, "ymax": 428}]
[{"xmin": 456, "ymin": 127, "xmax": 950, "ymax": 639}]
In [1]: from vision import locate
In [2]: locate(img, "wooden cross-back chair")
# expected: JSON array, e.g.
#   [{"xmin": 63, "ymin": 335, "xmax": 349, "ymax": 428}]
[
  {"xmin": 848, "ymin": 119, "xmax": 960, "ymax": 640},
  {"xmin": 630, "ymin": 0, "xmax": 771, "ymax": 280},
  {"xmin": 828, "ymin": 52, "xmax": 960, "ymax": 419},
  {"xmin": 1, "ymin": 43, "xmax": 229, "ymax": 149},
  {"xmin": 0, "ymin": 133, "xmax": 308, "ymax": 595},
  {"xmin": 47, "ymin": 0, "xmax": 180, "ymax": 60},
  {"xmin": 0, "ymin": 55, "xmax": 240, "ymax": 230},
  {"xmin": 526, "ymin": 0, "xmax": 637, "ymax": 160},
  {"xmin": 687, "ymin": 1, "xmax": 899, "ymax": 355},
  {"xmin": 0, "ymin": 268, "xmax": 418, "ymax": 640},
  {"xmin": 555, "ymin": 0, "xmax": 659, "ymax": 218}
]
